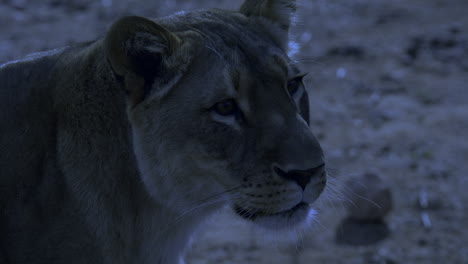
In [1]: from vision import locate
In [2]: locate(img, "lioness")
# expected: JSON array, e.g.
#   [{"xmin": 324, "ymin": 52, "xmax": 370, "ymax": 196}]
[{"xmin": 0, "ymin": 0, "xmax": 326, "ymax": 263}]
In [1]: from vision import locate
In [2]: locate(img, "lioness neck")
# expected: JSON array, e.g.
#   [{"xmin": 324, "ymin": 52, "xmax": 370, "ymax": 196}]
[{"xmin": 58, "ymin": 42, "xmax": 212, "ymax": 263}]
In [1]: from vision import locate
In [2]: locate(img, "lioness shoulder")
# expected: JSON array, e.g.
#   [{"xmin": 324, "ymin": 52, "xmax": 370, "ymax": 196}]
[{"xmin": 0, "ymin": 1, "xmax": 326, "ymax": 263}]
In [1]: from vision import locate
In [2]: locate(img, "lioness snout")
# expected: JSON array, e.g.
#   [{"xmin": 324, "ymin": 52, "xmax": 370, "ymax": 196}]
[{"xmin": 274, "ymin": 163, "xmax": 326, "ymax": 190}]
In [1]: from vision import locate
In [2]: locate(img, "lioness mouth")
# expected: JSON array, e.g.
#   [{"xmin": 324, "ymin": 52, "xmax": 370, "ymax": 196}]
[{"xmin": 234, "ymin": 202, "xmax": 309, "ymax": 221}]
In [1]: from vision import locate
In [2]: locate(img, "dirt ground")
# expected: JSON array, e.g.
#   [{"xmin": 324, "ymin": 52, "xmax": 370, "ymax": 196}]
[{"xmin": 1, "ymin": 0, "xmax": 467, "ymax": 263}]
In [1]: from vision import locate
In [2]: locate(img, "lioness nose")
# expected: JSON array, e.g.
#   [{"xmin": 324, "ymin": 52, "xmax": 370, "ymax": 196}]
[{"xmin": 274, "ymin": 164, "xmax": 326, "ymax": 190}]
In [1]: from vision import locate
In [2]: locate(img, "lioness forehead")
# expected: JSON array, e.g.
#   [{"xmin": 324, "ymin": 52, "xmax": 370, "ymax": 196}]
[{"xmin": 162, "ymin": 10, "xmax": 297, "ymax": 78}]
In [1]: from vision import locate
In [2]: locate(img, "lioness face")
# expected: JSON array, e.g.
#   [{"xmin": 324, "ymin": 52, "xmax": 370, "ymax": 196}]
[{"xmin": 126, "ymin": 10, "xmax": 326, "ymax": 229}]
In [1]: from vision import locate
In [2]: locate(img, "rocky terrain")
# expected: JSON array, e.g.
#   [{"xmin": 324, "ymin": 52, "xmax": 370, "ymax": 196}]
[{"xmin": 1, "ymin": 0, "xmax": 467, "ymax": 263}]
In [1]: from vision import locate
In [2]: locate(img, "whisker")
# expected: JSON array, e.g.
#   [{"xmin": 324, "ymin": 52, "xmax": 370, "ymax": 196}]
[
  {"xmin": 160, "ymin": 186, "xmax": 244, "ymax": 233},
  {"xmin": 193, "ymin": 186, "xmax": 243, "ymax": 205},
  {"xmin": 173, "ymin": 193, "xmax": 241, "ymax": 224},
  {"xmin": 289, "ymin": 58, "xmax": 326, "ymax": 66},
  {"xmin": 328, "ymin": 171, "xmax": 382, "ymax": 210}
]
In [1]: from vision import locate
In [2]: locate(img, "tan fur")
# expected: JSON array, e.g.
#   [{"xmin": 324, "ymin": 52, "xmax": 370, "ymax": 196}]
[{"xmin": 0, "ymin": 1, "xmax": 326, "ymax": 263}]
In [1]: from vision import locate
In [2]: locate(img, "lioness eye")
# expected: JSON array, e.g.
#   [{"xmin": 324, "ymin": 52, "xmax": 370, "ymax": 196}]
[
  {"xmin": 287, "ymin": 76, "xmax": 303, "ymax": 95},
  {"xmin": 213, "ymin": 99, "xmax": 238, "ymax": 116}
]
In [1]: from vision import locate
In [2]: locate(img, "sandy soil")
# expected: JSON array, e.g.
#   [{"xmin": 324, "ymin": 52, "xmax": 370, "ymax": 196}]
[{"xmin": 1, "ymin": 0, "xmax": 467, "ymax": 263}]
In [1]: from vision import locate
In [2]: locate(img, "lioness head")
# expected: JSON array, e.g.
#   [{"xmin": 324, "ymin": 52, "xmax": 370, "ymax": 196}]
[{"xmin": 105, "ymin": 0, "xmax": 326, "ymax": 229}]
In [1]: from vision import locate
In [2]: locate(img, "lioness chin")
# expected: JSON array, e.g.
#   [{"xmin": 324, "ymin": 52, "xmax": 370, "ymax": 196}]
[{"xmin": 0, "ymin": 0, "xmax": 326, "ymax": 263}]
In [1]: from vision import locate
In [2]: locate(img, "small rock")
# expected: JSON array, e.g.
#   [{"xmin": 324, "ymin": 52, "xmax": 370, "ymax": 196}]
[
  {"xmin": 336, "ymin": 67, "xmax": 347, "ymax": 79},
  {"xmin": 405, "ymin": 37, "xmax": 424, "ymax": 62},
  {"xmin": 335, "ymin": 218, "xmax": 390, "ymax": 246},
  {"xmin": 346, "ymin": 172, "xmax": 393, "ymax": 220},
  {"xmin": 351, "ymin": 81, "xmax": 374, "ymax": 96},
  {"xmin": 416, "ymin": 190, "xmax": 444, "ymax": 210},
  {"xmin": 10, "ymin": 0, "xmax": 27, "ymax": 10},
  {"xmin": 300, "ymin": 32, "xmax": 313, "ymax": 44},
  {"xmin": 449, "ymin": 25, "xmax": 460, "ymax": 35},
  {"xmin": 335, "ymin": 173, "xmax": 393, "ymax": 246},
  {"xmin": 327, "ymin": 45, "xmax": 365, "ymax": 59},
  {"xmin": 49, "ymin": 0, "xmax": 92, "ymax": 11},
  {"xmin": 379, "ymin": 71, "xmax": 408, "ymax": 95}
]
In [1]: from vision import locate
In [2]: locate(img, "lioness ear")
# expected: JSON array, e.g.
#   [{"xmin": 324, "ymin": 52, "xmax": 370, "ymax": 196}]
[
  {"xmin": 240, "ymin": 0, "xmax": 296, "ymax": 31},
  {"xmin": 104, "ymin": 16, "xmax": 181, "ymax": 107}
]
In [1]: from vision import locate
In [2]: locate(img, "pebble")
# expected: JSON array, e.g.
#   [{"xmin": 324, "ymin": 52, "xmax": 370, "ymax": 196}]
[
  {"xmin": 335, "ymin": 172, "xmax": 393, "ymax": 246},
  {"xmin": 335, "ymin": 218, "xmax": 390, "ymax": 246}
]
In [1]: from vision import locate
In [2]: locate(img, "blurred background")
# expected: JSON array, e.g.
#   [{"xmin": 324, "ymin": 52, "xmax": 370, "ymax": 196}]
[{"xmin": 1, "ymin": 0, "xmax": 467, "ymax": 263}]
